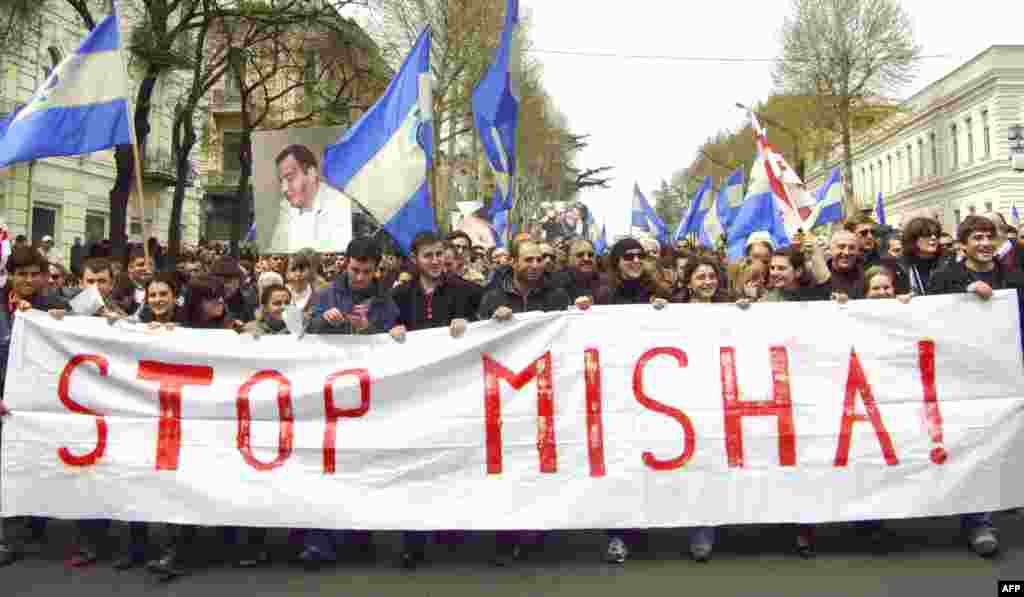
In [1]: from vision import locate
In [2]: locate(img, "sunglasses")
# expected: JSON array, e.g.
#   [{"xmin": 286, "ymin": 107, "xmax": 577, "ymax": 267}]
[
  {"xmin": 621, "ymin": 252, "xmax": 644, "ymax": 262},
  {"xmin": 542, "ymin": 254, "xmax": 556, "ymax": 261},
  {"xmin": 857, "ymin": 230, "xmax": 874, "ymax": 237},
  {"xmin": 574, "ymin": 251, "xmax": 595, "ymax": 259}
]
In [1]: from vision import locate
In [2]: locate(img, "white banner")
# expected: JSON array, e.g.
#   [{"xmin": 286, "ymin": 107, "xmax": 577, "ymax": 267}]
[{"xmin": 3, "ymin": 293, "xmax": 1024, "ymax": 530}]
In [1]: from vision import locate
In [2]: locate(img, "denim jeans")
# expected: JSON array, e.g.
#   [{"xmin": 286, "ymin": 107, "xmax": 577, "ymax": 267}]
[{"xmin": 960, "ymin": 512, "xmax": 994, "ymax": 531}]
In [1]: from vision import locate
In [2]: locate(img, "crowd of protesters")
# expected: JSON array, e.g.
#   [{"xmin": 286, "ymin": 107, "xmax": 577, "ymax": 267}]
[{"xmin": 0, "ymin": 208, "xmax": 1019, "ymax": 579}]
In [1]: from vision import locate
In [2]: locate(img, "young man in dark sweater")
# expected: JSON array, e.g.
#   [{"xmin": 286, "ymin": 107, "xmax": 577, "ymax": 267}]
[
  {"xmin": 928, "ymin": 214, "xmax": 1023, "ymax": 558},
  {"xmin": 389, "ymin": 232, "xmax": 476, "ymax": 568}
]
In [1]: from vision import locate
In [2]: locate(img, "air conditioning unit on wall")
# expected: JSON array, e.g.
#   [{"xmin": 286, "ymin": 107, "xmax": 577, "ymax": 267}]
[{"xmin": 1013, "ymin": 154, "xmax": 1024, "ymax": 172}]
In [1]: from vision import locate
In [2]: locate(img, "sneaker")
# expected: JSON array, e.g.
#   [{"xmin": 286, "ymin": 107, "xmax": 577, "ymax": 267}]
[
  {"xmin": 689, "ymin": 540, "xmax": 713, "ymax": 563},
  {"xmin": 605, "ymin": 536, "xmax": 628, "ymax": 564},
  {"xmin": 112, "ymin": 550, "xmax": 146, "ymax": 570},
  {"xmin": 796, "ymin": 527, "xmax": 815, "ymax": 559},
  {"xmin": 146, "ymin": 550, "xmax": 186, "ymax": 580},
  {"xmin": 490, "ymin": 543, "xmax": 521, "ymax": 567},
  {"xmin": 968, "ymin": 527, "xmax": 998, "ymax": 557},
  {"xmin": 0, "ymin": 543, "xmax": 19, "ymax": 568},
  {"xmin": 235, "ymin": 549, "xmax": 270, "ymax": 568},
  {"xmin": 399, "ymin": 549, "xmax": 425, "ymax": 570},
  {"xmin": 68, "ymin": 546, "xmax": 98, "ymax": 568}
]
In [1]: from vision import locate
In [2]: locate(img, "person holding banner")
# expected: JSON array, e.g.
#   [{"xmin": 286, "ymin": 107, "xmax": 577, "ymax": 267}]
[
  {"xmin": 596, "ymin": 238, "xmax": 673, "ymax": 565},
  {"xmin": 926, "ymin": 214, "xmax": 1024, "ymax": 556},
  {"xmin": 0, "ymin": 247, "xmax": 70, "ymax": 567},
  {"xmin": 390, "ymin": 231, "xmax": 477, "ymax": 568},
  {"xmin": 551, "ymin": 239, "xmax": 604, "ymax": 310},
  {"xmin": 593, "ymin": 238, "xmax": 672, "ymax": 310},
  {"xmin": 299, "ymin": 237, "xmax": 399, "ymax": 568},
  {"xmin": 477, "ymin": 239, "xmax": 570, "ymax": 565}
]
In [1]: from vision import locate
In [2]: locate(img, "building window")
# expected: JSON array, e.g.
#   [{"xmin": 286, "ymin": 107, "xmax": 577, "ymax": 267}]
[
  {"xmin": 861, "ymin": 167, "xmax": 867, "ymax": 201},
  {"xmin": 954, "ymin": 209, "xmax": 961, "ymax": 225},
  {"xmin": 906, "ymin": 144, "xmax": 913, "ymax": 183},
  {"xmin": 222, "ymin": 131, "xmax": 243, "ymax": 180},
  {"xmin": 918, "ymin": 139, "xmax": 925, "ymax": 178},
  {"xmin": 951, "ymin": 124, "xmax": 959, "ymax": 171},
  {"xmin": 982, "ymin": 110, "xmax": 991, "ymax": 158},
  {"xmin": 965, "ymin": 117, "xmax": 974, "ymax": 164},
  {"xmin": 85, "ymin": 212, "xmax": 107, "ymax": 246},
  {"xmin": 930, "ymin": 132, "xmax": 938, "ymax": 176}
]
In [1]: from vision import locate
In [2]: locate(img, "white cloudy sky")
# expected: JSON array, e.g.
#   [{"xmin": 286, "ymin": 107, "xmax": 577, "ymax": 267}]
[{"xmin": 520, "ymin": 0, "xmax": 1022, "ymax": 237}]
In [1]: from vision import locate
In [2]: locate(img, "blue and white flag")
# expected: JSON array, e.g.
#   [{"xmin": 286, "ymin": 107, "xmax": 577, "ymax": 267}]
[
  {"xmin": 699, "ymin": 190, "xmax": 724, "ymax": 248},
  {"xmin": 725, "ymin": 152, "xmax": 791, "ymax": 261},
  {"xmin": 486, "ymin": 184, "xmax": 512, "ymax": 218},
  {"xmin": 716, "ymin": 167, "xmax": 745, "ymax": 231},
  {"xmin": 324, "ymin": 27, "xmax": 434, "ymax": 254},
  {"xmin": 472, "ymin": 0, "xmax": 519, "ymax": 210},
  {"xmin": 875, "ymin": 191, "xmax": 887, "ymax": 227},
  {"xmin": 492, "ymin": 208, "xmax": 509, "ymax": 248},
  {"xmin": 0, "ymin": 12, "xmax": 131, "ymax": 168},
  {"xmin": 677, "ymin": 177, "xmax": 711, "ymax": 241},
  {"xmin": 594, "ymin": 223, "xmax": 608, "ymax": 256},
  {"xmin": 805, "ymin": 167, "xmax": 843, "ymax": 228},
  {"xmin": 631, "ymin": 183, "xmax": 669, "ymax": 242},
  {"xmin": 244, "ymin": 222, "xmax": 257, "ymax": 243},
  {"xmin": 1013, "ymin": 205, "xmax": 1021, "ymax": 228}
]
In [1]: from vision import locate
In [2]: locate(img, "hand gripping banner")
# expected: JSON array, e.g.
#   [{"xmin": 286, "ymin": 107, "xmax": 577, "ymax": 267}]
[{"xmin": 2, "ymin": 293, "xmax": 1023, "ymax": 530}]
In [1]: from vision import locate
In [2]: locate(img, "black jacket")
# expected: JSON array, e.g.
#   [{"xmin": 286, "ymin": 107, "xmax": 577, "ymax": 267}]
[
  {"xmin": 551, "ymin": 269, "xmax": 605, "ymax": 302},
  {"xmin": 392, "ymin": 276, "xmax": 479, "ymax": 331},
  {"xmin": 927, "ymin": 259, "xmax": 1024, "ymax": 296},
  {"xmin": 478, "ymin": 268, "xmax": 570, "ymax": 319}
]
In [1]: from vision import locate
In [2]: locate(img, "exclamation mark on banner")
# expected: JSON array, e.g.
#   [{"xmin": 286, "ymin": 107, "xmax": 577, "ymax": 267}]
[{"xmin": 918, "ymin": 340, "xmax": 947, "ymax": 465}]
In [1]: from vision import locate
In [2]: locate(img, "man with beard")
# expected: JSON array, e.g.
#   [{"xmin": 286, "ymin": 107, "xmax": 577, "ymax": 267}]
[
  {"xmin": 480, "ymin": 240, "xmax": 570, "ymax": 321},
  {"xmin": 553, "ymin": 239, "xmax": 604, "ymax": 308},
  {"xmin": 478, "ymin": 240, "xmax": 569, "ymax": 564},
  {"xmin": 389, "ymin": 232, "xmax": 476, "ymax": 568},
  {"xmin": 928, "ymin": 215, "xmax": 1023, "ymax": 558}
]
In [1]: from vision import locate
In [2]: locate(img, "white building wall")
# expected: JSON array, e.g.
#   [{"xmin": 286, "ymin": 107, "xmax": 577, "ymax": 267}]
[
  {"xmin": 0, "ymin": 1, "xmax": 203, "ymax": 267},
  {"xmin": 806, "ymin": 46, "xmax": 1024, "ymax": 233}
]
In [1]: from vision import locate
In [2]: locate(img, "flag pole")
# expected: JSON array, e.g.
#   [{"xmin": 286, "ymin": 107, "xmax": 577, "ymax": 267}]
[{"xmin": 113, "ymin": 1, "xmax": 149, "ymax": 263}]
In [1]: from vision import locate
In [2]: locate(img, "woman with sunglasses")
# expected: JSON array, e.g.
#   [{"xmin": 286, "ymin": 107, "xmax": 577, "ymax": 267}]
[
  {"xmin": 880, "ymin": 217, "xmax": 943, "ymax": 297},
  {"xmin": 594, "ymin": 238, "xmax": 672, "ymax": 309},
  {"xmin": 595, "ymin": 239, "xmax": 672, "ymax": 565}
]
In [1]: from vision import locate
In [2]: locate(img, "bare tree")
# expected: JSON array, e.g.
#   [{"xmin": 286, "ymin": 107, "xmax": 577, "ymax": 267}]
[{"xmin": 774, "ymin": 0, "xmax": 920, "ymax": 211}]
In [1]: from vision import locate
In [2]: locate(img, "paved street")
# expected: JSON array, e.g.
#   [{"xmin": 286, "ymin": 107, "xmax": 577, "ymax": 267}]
[{"xmin": 1, "ymin": 514, "xmax": 1019, "ymax": 596}]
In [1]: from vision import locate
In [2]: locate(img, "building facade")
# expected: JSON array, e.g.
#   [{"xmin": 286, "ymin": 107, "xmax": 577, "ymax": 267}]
[
  {"xmin": 0, "ymin": 1, "xmax": 202, "ymax": 266},
  {"xmin": 805, "ymin": 46, "xmax": 1024, "ymax": 232}
]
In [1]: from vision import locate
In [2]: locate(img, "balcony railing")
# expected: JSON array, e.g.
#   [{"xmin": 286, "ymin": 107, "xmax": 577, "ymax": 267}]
[
  {"xmin": 210, "ymin": 89, "xmax": 242, "ymax": 114},
  {"xmin": 143, "ymin": 147, "xmax": 177, "ymax": 185},
  {"xmin": 205, "ymin": 170, "xmax": 245, "ymax": 192}
]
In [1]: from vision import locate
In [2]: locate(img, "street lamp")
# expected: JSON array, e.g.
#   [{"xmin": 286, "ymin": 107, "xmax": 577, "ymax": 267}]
[{"xmin": 735, "ymin": 102, "xmax": 805, "ymax": 181}]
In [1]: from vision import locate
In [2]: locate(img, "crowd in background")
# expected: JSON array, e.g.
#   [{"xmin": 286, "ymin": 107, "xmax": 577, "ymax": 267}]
[{"xmin": 0, "ymin": 207, "xmax": 1020, "ymax": 579}]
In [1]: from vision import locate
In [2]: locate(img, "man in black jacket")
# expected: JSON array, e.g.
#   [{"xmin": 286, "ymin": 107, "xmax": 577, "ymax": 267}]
[
  {"xmin": 392, "ymin": 232, "xmax": 476, "ymax": 341},
  {"xmin": 389, "ymin": 232, "xmax": 475, "ymax": 568},
  {"xmin": 478, "ymin": 240, "xmax": 570, "ymax": 320},
  {"xmin": 927, "ymin": 214, "xmax": 1021, "ymax": 558},
  {"xmin": 477, "ymin": 239, "xmax": 568, "ymax": 566}
]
